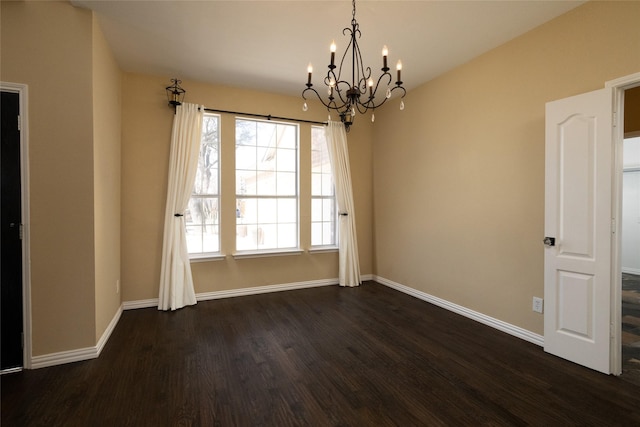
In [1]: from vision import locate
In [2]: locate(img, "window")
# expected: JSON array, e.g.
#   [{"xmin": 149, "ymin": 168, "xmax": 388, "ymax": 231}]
[
  {"xmin": 185, "ymin": 114, "xmax": 220, "ymax": 255},
  {"xmin": 235, "ymin": 119, "xmax": 298, "ymax": 251},
  {"xmin": 311, "ymin": 126, "xmax": 337, "ymax": 246}
]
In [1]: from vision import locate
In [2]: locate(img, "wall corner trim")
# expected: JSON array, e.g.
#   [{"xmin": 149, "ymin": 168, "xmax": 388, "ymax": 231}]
[
  {"xmin": 30, "ymin": 306, "xmax": 122, "ymax": 369},
  {"xmin": 374, "ymin": 275, "xmax": 544, "ymax": 347}
]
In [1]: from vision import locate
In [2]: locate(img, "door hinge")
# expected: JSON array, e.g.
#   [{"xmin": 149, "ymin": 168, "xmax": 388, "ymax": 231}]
[
  {"xmin": 17, "ymin": 114, "xmax": 21, "ymax": 131},
  {"xmin": 611, "ymin": 218, "xmax": 616, "ymax": 234},
  {"xmin": 610, "ymin": 323, "xmax": 616, "ymax": 340},
  {"xmin": 19, "ymin": 224, "xmax": 24, "ymax": 240},
  {"xmin": 612, "ymin": 112, "xmax": 617, "ymax": 127}
]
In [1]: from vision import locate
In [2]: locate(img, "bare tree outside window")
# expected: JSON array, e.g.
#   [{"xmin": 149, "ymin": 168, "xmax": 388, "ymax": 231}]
[{"xmin": 185, "ymin": 114, "xmax": 220, "ymax": 254}]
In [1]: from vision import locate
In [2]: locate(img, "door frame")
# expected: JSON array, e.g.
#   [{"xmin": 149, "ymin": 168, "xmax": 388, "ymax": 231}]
[
  {"xmin": 1, "ymin": 81, "xmax": 32, "ymax": 371},
  {"xmin": 606, "ymin": 72, "xmax": 640, "ymax": 375}
]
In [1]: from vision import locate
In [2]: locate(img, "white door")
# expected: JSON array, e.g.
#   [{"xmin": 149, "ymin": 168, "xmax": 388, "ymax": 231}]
[{"xmin": 544, "ymin": 88, "xmax": 613, "ymax": 374}]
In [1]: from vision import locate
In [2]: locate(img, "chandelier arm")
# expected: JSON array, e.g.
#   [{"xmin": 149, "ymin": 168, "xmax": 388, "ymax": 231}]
[
  {"xmin": 353, "ymin": 38, "xmax": 370, "ymax": 95},
  {"xmin": 366, "ymin": 84, "xmax": 408, "ymax": 110},
  {"xmin": 332, "ymin": 79, "xmax": 355, "ymax": 106},
  {"xmin": 303, "ymin": 87, "xmax": 345, "ymax": 111},
  {"xmin": 356, "ymin": 72, "xmax": 391, "ymax": 110},
  {"xmin": 355, "ymin": 102, "xmax": 369, "ymax": 115},
  {"xmin": 372, "ymin": 72, "xmax": 393, "ymax": 97},
  {"xmin": 337, "ymin": 27, "xmax": 356, "ymax": 85}
]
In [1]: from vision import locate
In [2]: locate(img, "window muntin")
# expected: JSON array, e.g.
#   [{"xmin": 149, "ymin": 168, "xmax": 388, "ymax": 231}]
[
  {"xmin": 185, "ymin": 114, "xmax": 220, "ymax": 255},
  {"xmin": 236, "ymin": 119, "xmax": 299, "ymax": 252},
  {"xmin": 311, "ymin": 126, "xmax": 337, "ymax": 247}
]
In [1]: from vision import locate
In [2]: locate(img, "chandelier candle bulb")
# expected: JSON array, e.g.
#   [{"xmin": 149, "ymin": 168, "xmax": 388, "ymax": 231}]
[
  {"xmin": 382, "ymin": 45, "xmax": 389, "ymax": 70},
  {"xmin": 307, "ymin": 63, "xmax": 313, "ymax": 86},
  {"xmin": 368, "ymin": 78, "xmax": 374, "ymax": 98},
  {"xmin": 396, "ymin": 60, "xmax": 402, "ymax": 84},
  {"xmin": 330, "ymin": 41, "xmax": 337, "ymax": 68}
]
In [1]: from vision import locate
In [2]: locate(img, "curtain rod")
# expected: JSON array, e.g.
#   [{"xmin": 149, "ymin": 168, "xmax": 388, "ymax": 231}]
[{"xmin": 202, "ymin": 107, "xmax": 327, "ymax": 126}]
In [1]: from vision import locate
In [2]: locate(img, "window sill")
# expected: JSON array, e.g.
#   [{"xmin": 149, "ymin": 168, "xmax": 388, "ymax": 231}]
[
  {"xmin": 189, "ymin": 253, "xmax": 226, "ymax": 263},
  {"xmin": 308, "ymin": 246, "xmax": 339, "ymax": 254},
  {"xmin": 232, "ymin": 249, "xmax": 304, "ymax": 260}
]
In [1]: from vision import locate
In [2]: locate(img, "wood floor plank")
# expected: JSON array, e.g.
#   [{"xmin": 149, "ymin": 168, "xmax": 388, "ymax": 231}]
[{"xmin": 2, "ymin": 282, "xmax": 640, "ymax": 426}]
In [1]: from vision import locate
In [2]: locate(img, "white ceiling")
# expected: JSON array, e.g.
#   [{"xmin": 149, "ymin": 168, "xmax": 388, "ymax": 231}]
[{"xmin": 72, "ymin": 0, "xmax": 585, "ymax": 97}]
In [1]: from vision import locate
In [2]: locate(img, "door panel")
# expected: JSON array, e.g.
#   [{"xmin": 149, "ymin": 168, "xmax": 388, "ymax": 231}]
[
  {"xmin": 1, "ymin": 91, "xmax": 24, "ymax": 370},
  {"xmin": 544, "ymin": 88, "xmax": 613, "ymax": 374}
]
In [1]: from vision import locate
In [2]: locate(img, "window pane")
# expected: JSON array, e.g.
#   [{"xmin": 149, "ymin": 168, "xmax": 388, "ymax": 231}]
[
  {"xmin": 277, "ymin": 172, "xmax": 296, "ymax": 196},
  {"xmin": 277, "ymin": 148, "xmax": 296, "ymax": 172},
  {"xmin": 237, "ymin": 170, "xmax": 257, "ymax": 196},
  {"xmin": 257, "ymin": 145, "xmax": 275, "ymax": 171},
  {"xmin": 278, "ymin": 198, "xmax": 297, "ymax": 223},
  {"xmin": 256, "ymin": 170, "xmax": 276, "ymax": 195},
  {"xmin": 237, "ymin": 198, "xmax": 257, "ymax": 223},
  {"xmin": 321, "ymin": 174, "xmax": 334, "ymax": 196},
  {"xmin": 278, "ymin": 124, "xmax": 297, "ymax": 149},
  {"xmin": 260, "ymin": 224, "xmax": 277, "ymax": 249},
  {"xmin": 322, "ymin": 222, "xmax": 334, "ymax": 245},
  {"xmin": 237, "ymin": 224, "xmax": 257, "ymax": 251},
  {"xmin": 186, "ymin": 225, "xmax": 203, "ymax": 253},
  {"xmin": 187, "ymin": 114, "xmax": 220, "ymax": 255},
  {"xmin": 236, "ymin": 118, "xmax": 299, "ymax": 252},
  {"xmin": 236, "ymin": 120, "xmax": 256, "ymax": 146},
  {"xmin": 236, "ymin": 145, "xmax": 257, "ymax": 170},
  {"xmin": 323, "ymin": 199, "xmax": 335, "ymax": 221},
  {"xmin": 202, "ymin": 224, "xmax": 219, "ymax": 253},
  {"xmin": 311, "ymin": 125, "xmax": 336, "ymax": 247},
  {"xmin": 311, "ymin": 223, "xmax": 323, "ymax": 246},
  {"xmin": 278, "ymin": 223, "xmax": 297, "ymax": 248},
  {"xmin": 311, "ymin": 173, "xmax": 322, "ymax": 196},
  {"xmin": 258, "ymin": 198, "xmax": 277, "ymax": 224},
  {"xmin": 312, "ymin": 198, "xmax": 323, "ymax": 220},
  {"xmin": 257, "ymin": 122, "xmax": 275, "ymax": 147}
]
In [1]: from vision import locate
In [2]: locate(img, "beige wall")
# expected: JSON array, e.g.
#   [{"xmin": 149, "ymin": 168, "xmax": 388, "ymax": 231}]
[
  {"xmin": 92, "ymin": 15, "xmax": 122, "ymax": 341},
  {"xmin": 1, "ymin": 1, "xmax": 97, "ymax": 355},
  {"xmin": 372, "ymin": 0, "xmax": 640, "ymax": 335},
  {"xmin": 1, "ymin": 1, "xmax": 122, "ymax": 357},
  {"xmin": 1, "ymin": 2, "xmax": 95, "ymax": 355},
  {"xmin": 121, "ymin": 74, "xmax": 373, "ymax": 302}
]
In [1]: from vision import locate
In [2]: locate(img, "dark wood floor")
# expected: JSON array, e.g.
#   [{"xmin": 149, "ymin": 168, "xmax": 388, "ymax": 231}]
[
  {"xmin": 622, "ymin": 273, "xmax": 640, "ymax": 385},
  {"xmin": 3, "ymin": 282, "xmax": 640, "ymax": 426}
]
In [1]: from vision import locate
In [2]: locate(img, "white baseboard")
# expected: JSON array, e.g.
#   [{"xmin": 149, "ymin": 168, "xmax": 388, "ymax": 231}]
[
  {"xmin": 622, "ymin": 267, "xmax": 640, "ymax": 276},
  {"xmin": 122, "ymin": 298, "xmax": 158, "ymax": 310},
  {"xmin": 30, "ymin": 305, "xmax": 123, "ymax": 369},
  {"xmin": 196, "ymin": 278, "xmax": 339, "ymax": 301},
  {"xmin": 374, "ymin": 275, "xmax": 544, "ymax": 347},
  {"xmin": 30, "ymin": 346, "xmax": 98, "ymax": 369},
  {"xmin": 96, "ymin": 305, "xmax": 122, "ymax": 355},
  {"xmin": 123, "ymin": 278, "xmax": 344, "ymax": 310}
]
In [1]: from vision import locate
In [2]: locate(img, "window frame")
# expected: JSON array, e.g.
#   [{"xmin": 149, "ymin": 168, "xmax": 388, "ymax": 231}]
[
  {"xmin": 234, "ymin": 117, "xmax": 301, "ymax": 255},
  {"xmin": 185, "ymin": 113, "xmax": 222, "ymax": 259},
  {"xmin": 310, "ymin": 125, "xmax": 338, "ymax": 249}
]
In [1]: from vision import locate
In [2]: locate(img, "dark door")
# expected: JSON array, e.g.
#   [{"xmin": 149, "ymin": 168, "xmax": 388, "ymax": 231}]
[{"xmin": 1, "ymin": 91, "xmax": 24, "ymax": 370}]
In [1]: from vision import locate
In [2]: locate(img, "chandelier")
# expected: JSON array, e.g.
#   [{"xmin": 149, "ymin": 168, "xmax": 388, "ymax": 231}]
[{"xmin": 302, "ymin": 0, "xmax": 406, "ymax": 131}]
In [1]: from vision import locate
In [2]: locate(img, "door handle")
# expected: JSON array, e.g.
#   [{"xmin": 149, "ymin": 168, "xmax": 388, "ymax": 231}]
[{"xmin": 543, "ymin": 237, "xmax": 555, "ymax": 247}]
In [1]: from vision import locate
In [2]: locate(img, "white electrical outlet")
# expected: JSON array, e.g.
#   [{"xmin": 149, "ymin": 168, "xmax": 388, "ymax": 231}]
[{"xmin": 532, "ymin": 297, "xmax": 543, "ymax": 313}]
